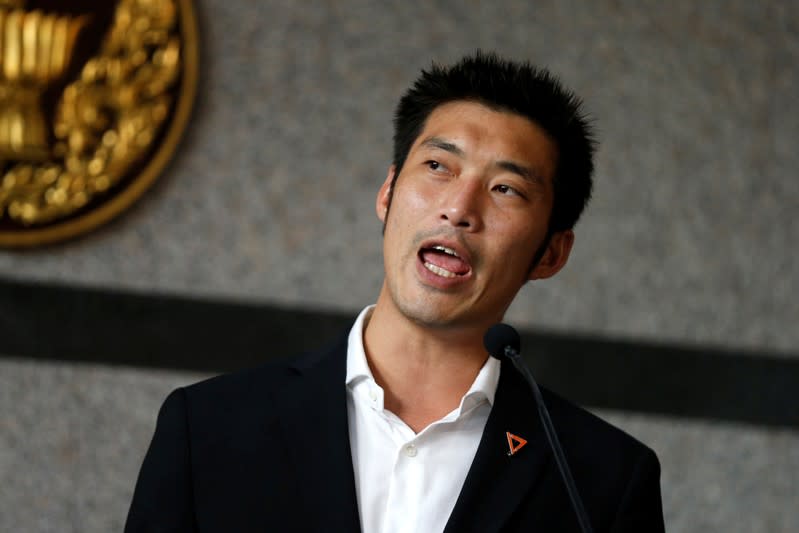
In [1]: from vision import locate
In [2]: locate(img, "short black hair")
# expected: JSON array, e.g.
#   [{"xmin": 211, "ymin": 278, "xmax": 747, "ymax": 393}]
[{"xmin": 391, "ymin": 51, "xmax": 596, "ymax": 233}]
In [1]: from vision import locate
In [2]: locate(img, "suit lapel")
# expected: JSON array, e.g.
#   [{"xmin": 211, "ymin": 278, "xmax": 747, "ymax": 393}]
[
  {"xmin": 444, "ymin": 360, "xmax": 551, "ymax": 533},
  {"xmin": 274, "ymin": 337, "xmax": 362, "ymax": 532}
]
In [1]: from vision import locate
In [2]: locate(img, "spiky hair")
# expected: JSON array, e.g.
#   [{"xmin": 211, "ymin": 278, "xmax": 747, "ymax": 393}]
[{"xmin": 392, "ymin": 51, "xmax": 596, "ymax": 232}]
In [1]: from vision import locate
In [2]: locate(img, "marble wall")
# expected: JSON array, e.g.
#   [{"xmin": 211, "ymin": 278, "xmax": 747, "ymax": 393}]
[
  {"xmin": 0, "ymin": 0, "xmax": 796, "ymax": 352},
  {"xmin": 1, "ymin": 1, "xmax": 797, "ymax": 531}
]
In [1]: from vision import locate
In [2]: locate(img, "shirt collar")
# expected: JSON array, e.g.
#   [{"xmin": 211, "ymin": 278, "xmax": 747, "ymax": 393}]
[
  {"xmin": 464, "ymin": 351, "xmax": 500, "ymax": 407},
  {"xmin": 345, "ymin": 305, "xmax": 501, "ymax": 408},
  {"xmin": 345, "ymin": 305, "xmax": 376, "ymax": 387}
]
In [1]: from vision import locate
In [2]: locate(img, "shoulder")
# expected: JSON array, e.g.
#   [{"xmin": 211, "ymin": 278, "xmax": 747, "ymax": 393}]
[
  {"xmin": 184, "ymin": 355, "xmax": 297, "ymax": 404},
  {"xmin": 167, "ymin": 337, "xmax": 346, "ymax": 431},
  {"xmin": 542, "ymin": 387, "xmax": 655, "ymax": 456},
  {"xmin": 540, "ymin": 386, "xmax": 661, "ymax": 494}
]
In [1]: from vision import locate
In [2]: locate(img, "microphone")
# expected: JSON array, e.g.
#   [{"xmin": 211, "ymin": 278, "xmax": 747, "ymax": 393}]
[{"xmin": 484, "ymin": 324, "xmax": 594, "ymax": 533}]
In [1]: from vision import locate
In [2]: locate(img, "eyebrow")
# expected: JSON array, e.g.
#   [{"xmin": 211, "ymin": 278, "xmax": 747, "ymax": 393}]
[
  {"xmin": 496, "ymin": 160, "xmax": 545, "ymax": 185},
  {"xmin": 419, "ymin": 136, "xmax": 465, "ymax": 157}
]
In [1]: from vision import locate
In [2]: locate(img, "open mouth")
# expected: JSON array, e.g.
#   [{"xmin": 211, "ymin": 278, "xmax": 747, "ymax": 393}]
[{"xmin": 418, "ymin": 244, "xmax": 472, "ymax": 279}]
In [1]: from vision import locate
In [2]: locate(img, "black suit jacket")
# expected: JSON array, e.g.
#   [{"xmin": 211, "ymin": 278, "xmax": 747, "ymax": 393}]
[{"xmin": 125, "ymin": 335, "xmax": 665, "ymax": 532}]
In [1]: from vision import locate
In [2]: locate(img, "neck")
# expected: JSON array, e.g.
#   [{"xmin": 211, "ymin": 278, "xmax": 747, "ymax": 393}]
[{"xmin": 362, "ymin": 287, "xmax": 492, "ymax": 432}]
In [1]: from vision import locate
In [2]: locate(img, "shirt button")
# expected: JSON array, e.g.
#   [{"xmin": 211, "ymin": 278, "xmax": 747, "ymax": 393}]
[
  {"xmin": 404, "ymin": 444, "xmax": 418, "ymax": 457},
  {"xmin": 369, "ymin": 388, "xmax": 377, "ymax": 402}
]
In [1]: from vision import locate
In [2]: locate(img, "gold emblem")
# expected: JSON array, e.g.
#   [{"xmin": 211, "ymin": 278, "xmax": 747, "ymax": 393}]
[{"xmin": 0, "ymin": 0, "xmax": 198, "ymax": 247}]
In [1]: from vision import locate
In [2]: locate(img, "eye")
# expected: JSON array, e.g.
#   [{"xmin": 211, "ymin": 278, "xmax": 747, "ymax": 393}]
[
  {"xmin": 426, "ymin": 160, "xmax": 444, "ymax": 171},
  {"xmin": 493, "ymin": 183, "xmax": 521, "ymax": 197}
]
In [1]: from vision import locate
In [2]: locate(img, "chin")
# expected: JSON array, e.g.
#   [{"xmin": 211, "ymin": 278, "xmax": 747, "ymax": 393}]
[
  {"xmin": 394, "ymin": 295, "xmax": 480, "ymax": 330},
  {"xmin": 390, "ymin": 294, "xmax": 444, "ymax": 325}
]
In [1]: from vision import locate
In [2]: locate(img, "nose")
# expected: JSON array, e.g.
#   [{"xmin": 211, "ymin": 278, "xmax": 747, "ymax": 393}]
[{"xmin": 439, "ymin": 178, "xmax": 483, "ymax": 231}]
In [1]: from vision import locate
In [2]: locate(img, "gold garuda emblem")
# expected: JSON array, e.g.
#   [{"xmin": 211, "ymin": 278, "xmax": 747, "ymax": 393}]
[{"xmin": 0, "ymin": 0, "xmax": 197, "ymax": 247}]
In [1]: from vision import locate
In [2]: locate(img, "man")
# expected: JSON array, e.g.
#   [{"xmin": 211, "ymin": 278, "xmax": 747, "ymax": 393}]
[{"xmin": 126, "ymin": 52, "xmax": 665, "ymax": 532}]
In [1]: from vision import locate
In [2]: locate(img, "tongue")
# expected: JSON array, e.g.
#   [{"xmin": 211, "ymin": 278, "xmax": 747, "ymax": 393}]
[{"xmin": 421, "ymin": 249, "xmax": 470, "ymax": 275}]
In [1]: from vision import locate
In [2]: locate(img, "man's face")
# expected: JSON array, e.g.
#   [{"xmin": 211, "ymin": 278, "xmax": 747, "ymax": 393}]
[{"xmin": 376, "ymin": 100, "xmax": 574, "ymax": 332}]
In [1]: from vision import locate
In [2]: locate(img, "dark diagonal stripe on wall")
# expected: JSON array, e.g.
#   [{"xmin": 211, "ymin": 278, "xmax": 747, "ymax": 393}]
[{"xmin": 1, "ymin": 277, "xmax": 797, "ymax": 428}]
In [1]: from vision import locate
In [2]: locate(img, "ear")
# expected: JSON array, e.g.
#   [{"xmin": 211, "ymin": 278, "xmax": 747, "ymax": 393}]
[
  {"xmin": 528, "ymin": 230, "xmax": 574, "ymax": 281},
  {"xmin": 376, "ymin": 165, "xmax": 395, "ymax": 223}
]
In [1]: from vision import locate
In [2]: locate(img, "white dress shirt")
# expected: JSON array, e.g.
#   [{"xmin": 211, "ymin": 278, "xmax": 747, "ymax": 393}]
[{"xmin": 346, "ymin": 306, "xmax": 501, "ymax": 533}]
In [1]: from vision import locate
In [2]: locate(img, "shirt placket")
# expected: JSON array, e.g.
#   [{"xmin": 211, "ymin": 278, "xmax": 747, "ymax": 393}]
[{"xmin": 381, "ymin": 417, "xmax": 425, "ymax": 533}]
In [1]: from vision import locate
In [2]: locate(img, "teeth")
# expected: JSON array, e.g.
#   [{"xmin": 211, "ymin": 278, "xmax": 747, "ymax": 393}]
[
  {"xmin": 424, "ymin": 262, "xmax": 456, "ymax": 278},
  {"xmin": 432, "ymin": 245, "xmax": 459, "ymax": 257}
]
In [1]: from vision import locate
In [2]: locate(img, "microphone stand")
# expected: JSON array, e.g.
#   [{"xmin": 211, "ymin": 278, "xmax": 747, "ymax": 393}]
[{"xmin": 504, "ymin": 345, "xmax": 595, "ymax": 533}]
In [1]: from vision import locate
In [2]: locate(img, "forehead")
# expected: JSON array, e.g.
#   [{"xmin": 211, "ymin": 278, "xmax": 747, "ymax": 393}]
[{"xmin": 411, "ymin": 101, "xmax": 558, "ymax": 181}]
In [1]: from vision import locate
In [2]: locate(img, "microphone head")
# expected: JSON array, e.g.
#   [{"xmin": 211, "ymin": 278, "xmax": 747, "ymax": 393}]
[{"xmin": 484, "ymin": 323, "xmax": 520, "ymax": 359}]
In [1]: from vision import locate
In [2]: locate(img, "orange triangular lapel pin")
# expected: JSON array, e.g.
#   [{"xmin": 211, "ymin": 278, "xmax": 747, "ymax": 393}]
[{"xmin": 506, "ymin": 431, "xmax": 527, "ymax": 456}]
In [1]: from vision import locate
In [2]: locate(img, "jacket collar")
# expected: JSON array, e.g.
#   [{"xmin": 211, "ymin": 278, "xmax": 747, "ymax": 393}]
[
  {"xmin": 444, "ymin": 359, "xmax": 551, "ymax": 533},
  {"xmin": 275, "ymin": 335, "xmax": 362, "ymax": 532}
]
